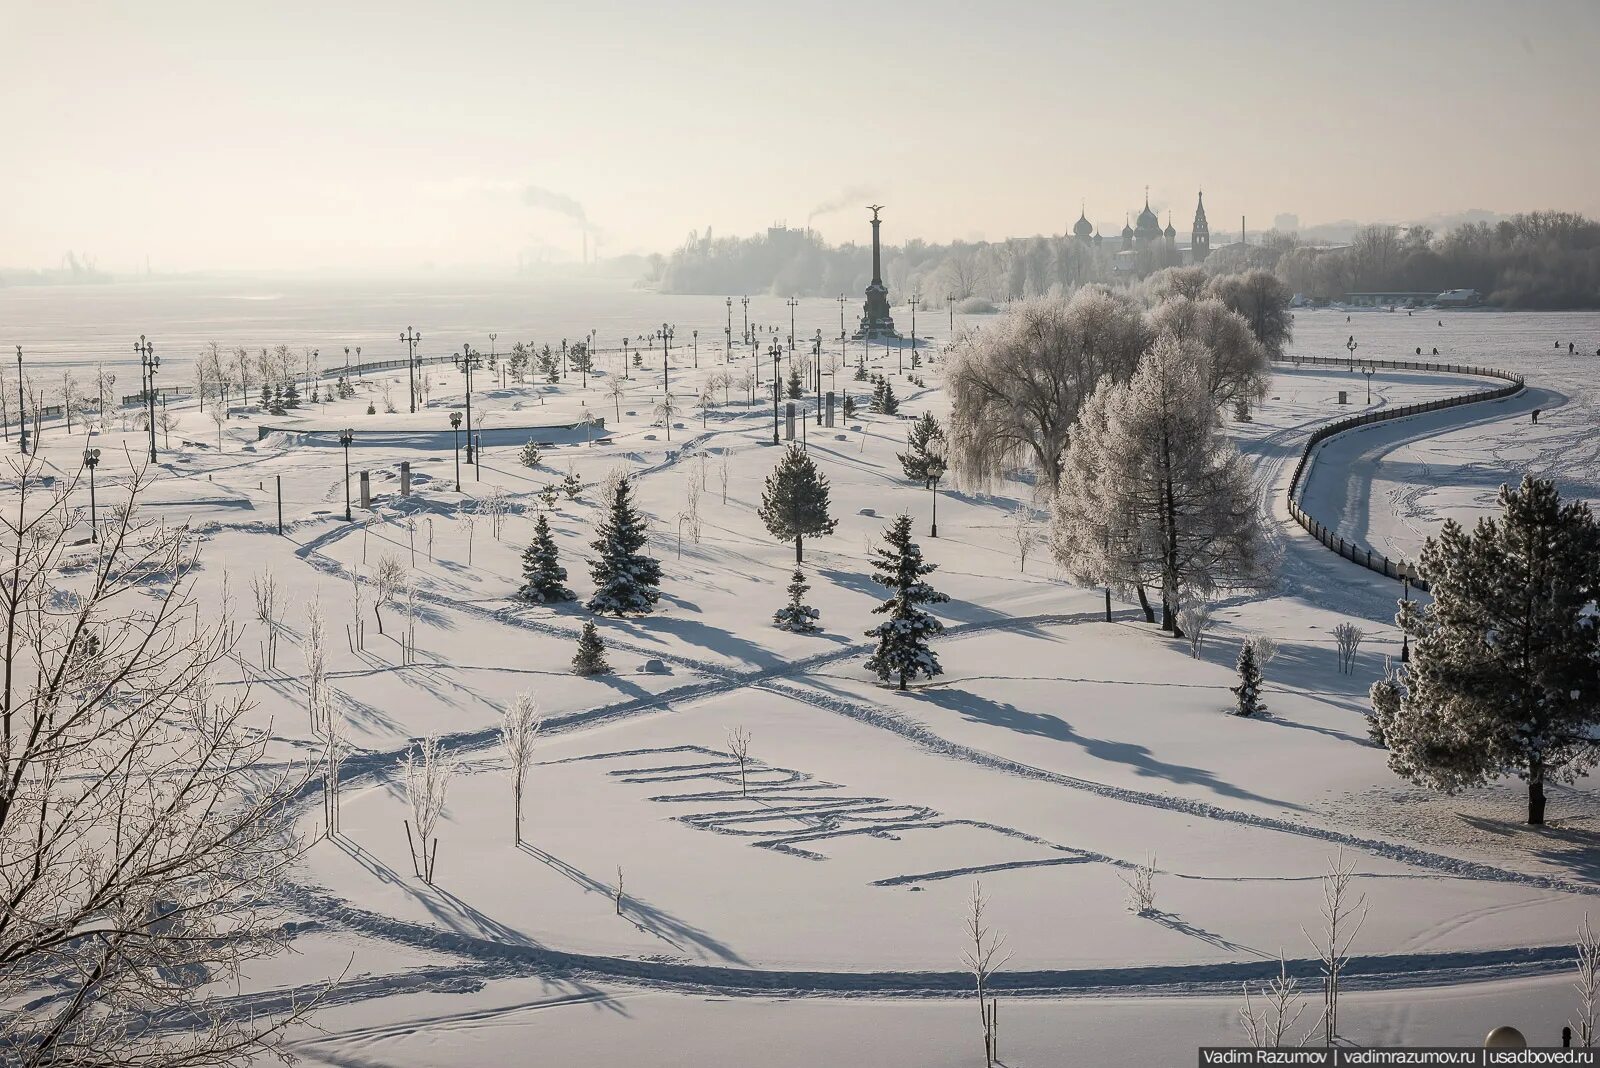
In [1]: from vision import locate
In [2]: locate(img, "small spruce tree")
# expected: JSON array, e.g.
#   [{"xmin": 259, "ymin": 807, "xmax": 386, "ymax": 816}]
[
  {"xmin": 898, "ymin": 412, "xmax": 948, "ymax": 487},
  {"xmin": 586, "ymin": 474, "xmax": 662, "ymax": 614},
  {"xmin": 562, "ymin": 471, "xmax": 583, "ymax": 500},
  {"xmin": 786, "ymin": 364, "xmax": 803, "ymax": 399},
  {"xmin": 283, "ymin": 381, "xmax": 301, "ymax": 409},
  {"xmin": 843, "ymin": 394, "xmax": 857, "ymax": 419},
  {"xmin": 864, "ymin": 514, "xmax": 948, "ymax": 690},
  {"xmin": 879, "ymin": 379, "xmax": 899, "ymax": 415},
  {"xmin": 572, "ymin": 620, "xmax": 610, "ymax": 675},
  {"xmin": 519, "ymin": 439, "xmax": 543, "ymax": 469},
  {"xmin": 519, "ymin": 513, "xmax": 574, "ymax": 603},
  {"xmin": 758, "ymin": 444, "xmax": 837, "ymax": 563},
  {"xmin": 1231, "ymin": 640, "xmax": 1265, "ymax": 717},
  {"xmin": 773, "ymin": 567, "xmax": 821, "ymax": 633}
]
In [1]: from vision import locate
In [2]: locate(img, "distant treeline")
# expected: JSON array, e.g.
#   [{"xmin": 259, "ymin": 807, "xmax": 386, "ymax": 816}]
[{"xmin": 653, "ymin": 211, "xmax": 1600, "ymax": 310}]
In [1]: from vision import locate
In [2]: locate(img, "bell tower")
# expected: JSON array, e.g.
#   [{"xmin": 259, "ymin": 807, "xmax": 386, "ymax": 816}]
[{"xmin": 1191, "ymin": 190, "xmax": 1211, "ymax": 264}]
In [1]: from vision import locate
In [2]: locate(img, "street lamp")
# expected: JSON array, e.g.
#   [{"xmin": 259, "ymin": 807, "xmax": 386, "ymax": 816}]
[
  {"xmin": 135, "ymin": 335, "xmax": 159, "ymax": 463},
  {"xmin": 660, "ymin": 322, "xmax": 674, "ymax": 394},
  {"xmin": 400, "ymin": 326, "xmax": 421, "ymax": 413},
  {"xmin": 1363, "ymin": 364, "xmax": 1375, "ymax": 404},
  {"xmin": 813, "ymin": 330, "xmax": 823, "ymax": 424},
  {"xmin": 15, "ymin": 345, "xmax": 26, "ymax": 455},
  {"xmin": 769, "ymin": 340, "xmax": 783, "ymax": 445},
  {"xmin": 1346, "ymin": 335, "xmax": 1358, "ymax": 372},
  {"xmin": 838, "ymin": 293, "xmax": 847, "ymax": 338},
  {"xmin": 693, "ymin": 328, "xmax": 699, "ymax": 368},
  {"xmin": 455, "ymin": 346, "xmax": 478, "ymax": 462},
  {"xmin": 338, "ymin": 429, "xmax": 355, "ymax": 520},
  {"xmin": 786, "ymin": 297, "xmax": 799, "ymax": 355},
  {"xmin": 82, "ymin": 447, "xmax": 100, "ymax": 540},
  {"xmin": 947, "ymin": 294, "xmax": 956, "ymax": 331},
  {"xmin": 449, "ymin": 411, "xmax": 463, "ymax": 490},
  {"xmin": 741, "ymin": 295, "xmax": 750, "ymax": 344},
  {"xmin": 725, "ymin": 297, "xmax": 733, "ymax": 361},
  {"xmin": 1400, "ymin": 576, "xmax": 1411, "ymax": 663}
]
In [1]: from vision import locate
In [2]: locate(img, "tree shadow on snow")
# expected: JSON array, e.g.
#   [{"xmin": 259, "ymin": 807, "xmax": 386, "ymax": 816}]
[{"xmin": 910, "ymin": 687, "xmax": 1307, "ymax": 813}]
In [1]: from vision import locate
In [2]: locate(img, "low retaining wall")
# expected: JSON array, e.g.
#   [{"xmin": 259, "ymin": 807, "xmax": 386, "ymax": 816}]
[
  {"xmin": 256, "ymin": 418, "xmax": 607, "ymax": 449},
  {"xmin": 1278, "ymin": 355, "xmax": 1525, "ymax": 591}
]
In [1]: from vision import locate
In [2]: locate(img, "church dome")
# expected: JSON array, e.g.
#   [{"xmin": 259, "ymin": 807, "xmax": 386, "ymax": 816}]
[
  {"xmin": 1120, "ymin": 217, "xmax": 1135, "ymax": 238},
  {"xmin": 1073, "ymin": 209, "xmax": 1093, "ymax": 238},
  {"xmin": 1093, "ymin": 228, "xmax": 1103, "ymax": 246},
  {"xmin": 1164, "ymin": 212, "xmax": 1176, "ymax": 239}
]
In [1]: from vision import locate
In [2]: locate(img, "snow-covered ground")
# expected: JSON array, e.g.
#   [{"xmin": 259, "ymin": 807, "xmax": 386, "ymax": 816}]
[{"xmin": 12, "ymin": 298, "xmax": 1600, "ymax": 1063}]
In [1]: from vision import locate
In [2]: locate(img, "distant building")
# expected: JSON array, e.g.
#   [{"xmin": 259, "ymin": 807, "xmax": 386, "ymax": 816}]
[
  {"xmin": 1343, "ymin": 291, "xmax": 1440, "ymax": 308},
  {"xmin": 1435, "ymin": 288, "xmax": 1483, "ymax": 307}
]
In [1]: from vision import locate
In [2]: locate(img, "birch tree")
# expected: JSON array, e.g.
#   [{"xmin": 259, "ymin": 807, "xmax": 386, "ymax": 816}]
[
  {"xmin": 0, "ymin": 459, "xmax": 313, "ymax": 1066},
  {"xmin": 499, "ymin": 691, "xmax": 542, "ymax": 844}
]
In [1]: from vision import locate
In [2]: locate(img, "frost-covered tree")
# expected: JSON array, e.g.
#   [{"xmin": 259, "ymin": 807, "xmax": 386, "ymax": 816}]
[
  {"xmin": 1051, "ymin": 333, "xmax": 1268, "ymax": 633},
  {"xmin": 773, "ymin": 567, "xmax": 821, "ymax": 632},
  {"xmin": 1372, "ymin": 476, "xmax": 1600, "ymax": 825},
  {"xmin": 518, "ymin": 438, "xmax": 543, "ymax": 469},
  {"xmin": 499, "ymin": 691, "xmax": 542, "ymax": 843},
  {"xmin": 402, "ymin": 736, "xmax": 453, "ymax": 883},
  {"xmin": 946, "ymin": 288, "xmax": 1149, "ymax": 492},
  {"xmin": 572, "ymin": 619, "xmax": 610, "ymax": 675},
  {"xmin": 519, "ymin": 513, "xmax": 574, "ymax": 603},
  {"xmin": 1146, "ymin": 296, "xmax": 1269, "ymax": 413},
  {"xmin": 758, "ymin": 444, "xmax": 837, "ymax": 563},
  {"xmin": 0, "ymin": 460, "xmax": 310, "ymax": 1066},
  {"xmin": 373, "ymin": 553, "xmax": 406, "ymax": 634},
  {"xmin": 864, "ymin": 514, "xmax": 949, "ymax": 690},
  {"xmin": 586, "ymin": 474, "xmax": 662, "ymax": 614},
  {"xmin": 1207, "ymin": 269, "xmax": 1294, "ymax": 359},
  {"xmin": 1232, "ymin": 640, "xmax": 1266, "ymax": 717}
]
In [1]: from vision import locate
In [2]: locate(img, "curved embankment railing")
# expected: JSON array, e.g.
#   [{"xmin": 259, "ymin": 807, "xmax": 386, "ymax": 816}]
[{"xmin": 1277, "ymin": 355, "xmax": 1525, "ymax": 591}]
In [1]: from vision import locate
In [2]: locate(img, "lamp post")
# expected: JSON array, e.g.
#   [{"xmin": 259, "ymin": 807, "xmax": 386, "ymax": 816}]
[
  {"xmin": 338, "ymin": 429, "xmax": 355, "ymax": 520},
  {"xmin": 489, "ymin": 332, "xmax": 497, "ymax": 369},
  {"xmin": 692, "ymin": 329, "xmax": 698, "ymax": 368},
  {"xmin": 15, "ymin": 345, "xmax": 26, "ymax": 455},
  {"xmin": 838, "ymin": 293, "xmax": 847, "ymax": 338},
  {"xmin": 725, "ymin": 298, "xmax": 733, "ymax": 360},
  {"xmin": 400, "ymin": 326, "xmax": 421, "ymax": 413},
  {"xmin": 947, "ymin": 294, "xmax": 956, "ymax": 331},
  {"xmin": 135, "ymin": 335, "xmax": 159, "ymax": 463},
  {"xmin": 786, "ymin": 297, "xmax": 798, "ymax": 356},
  {"xmin": 741, "ymin": 296, "xmax": 750, "ymax": 344},
  {"xmin": 1346, "ymin": 335, "xmax": 1358, "ymax": 372},
  {"xmin": 1400, "ymin": 576, "xmax": 1411, "ymax": 663},
  {"xmin": 1363, "ymin": 364, "xmax": 1375, "ymax": 404},
  {"xmin": 83, "ymin": 447, "xmax": 100, "ymax": 540},
  {"xmin": 813, "ymin": 330, "xmax": 823, "ymax": 423},
  {"xmin": 660, "ymin": 322, "xmax": 673, "ymax": 395},
  {"xmin": 456, "ymin": 346, "xmax": 478, "ymax": 462},
  {"xmin": 449, "ymin": 411, "xmax": 462, "ymax": 490},
  {"xmin": 561, "ymin": 338, "xmax": 568, "ymax": 381},
  {"xmin": 769, "ymin": 341, "xmax": 782, "ymax": 445}
]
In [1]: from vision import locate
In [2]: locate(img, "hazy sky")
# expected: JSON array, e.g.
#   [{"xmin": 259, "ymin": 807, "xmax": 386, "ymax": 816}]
[{"xmin": 4, "ymin": 0, "xmax": 1597, "ymax": 273}]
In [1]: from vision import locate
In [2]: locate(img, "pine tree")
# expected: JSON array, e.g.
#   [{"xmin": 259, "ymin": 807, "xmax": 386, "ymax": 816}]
[
  {"xmin": 519, "ymin": 439, "xmax": 543, "ymax": 469},
  {"xmin": 786, "ymin": 364, "xmax": 803, "ymax": 399},
  {"xmin": 758, "ymin": 444, "xmax": 837, "ymax": 563},
  {"xmin": 572, "ymin": 620, "xmax": 610, "ymax": 675},
  {"xmin": 843, "ymin": 394, "xmax": 857, "ymax": 419},
  {"xmin": 519, "ymin": 513, "xmax": 574, "ymax": 603},
  {"xmin": 562, "ymin": 471, "xmax": 583, "ymax": 500},
  {"xmin": 773, "ymin": 567, "xmax": 821, "ymax": 632},
  {"xmin": 1372, "ymin": 475, "xmax": 1600, "ymax": 825},
  {"xmin": 864, "ymin": 514, "xmax": 948, "ymax": 690},
  {"xmin": 586, "ymin": 474, "xmax": 662, "ymax": 614},
  {"xmin": 1231, "ymin": 640, "xmax": 1265, "ymax": 717},
  {"xmin": 283, "ymin": 381, "xmax": 301, "ymax": 409},
  {"xmin": 854, "ymin": 363, "xmax": 869, "ymax": 382},
  {"xmin": 898, "ymin": 412, "xmax": 948, "ymax": 487},
  {"xmin": 871, "ymin": 378, "xmax": 898, "ymax": 415}
]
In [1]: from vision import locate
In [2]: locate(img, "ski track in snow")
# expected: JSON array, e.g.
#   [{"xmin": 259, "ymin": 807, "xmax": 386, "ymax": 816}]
[{"xmin": 216, "ymin": 364, "xmax": 1598, "ymax": 1013}]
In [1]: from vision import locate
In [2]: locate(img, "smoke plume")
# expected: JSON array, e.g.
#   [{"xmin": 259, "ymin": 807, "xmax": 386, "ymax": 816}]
[
  {"xmin": 807, "ymin": 185, "xmax": 879, "ymax": 225},
  {"xmin": 522, "ymin": 185, "xmax": 599, "ymax": 233}
]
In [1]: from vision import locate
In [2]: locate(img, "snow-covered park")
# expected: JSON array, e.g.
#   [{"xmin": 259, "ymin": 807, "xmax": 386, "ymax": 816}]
[{"xmin": 7, "ymin": 288, "xmax": 1600, "ymax": 1065}]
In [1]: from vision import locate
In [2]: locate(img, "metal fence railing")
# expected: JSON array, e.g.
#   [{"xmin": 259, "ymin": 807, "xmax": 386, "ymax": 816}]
[{"xmin": 1278, "ymin": 355, "xmax": 1525, "ymax": 591}]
